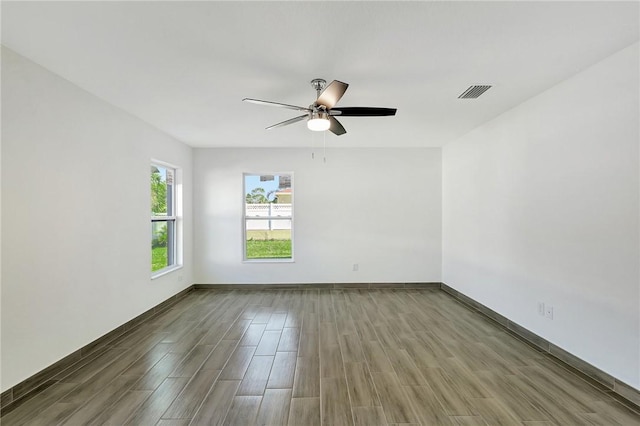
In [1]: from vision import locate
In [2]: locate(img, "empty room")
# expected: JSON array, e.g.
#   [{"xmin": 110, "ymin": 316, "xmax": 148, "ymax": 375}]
[{"xmin": 1, "ymin": 1, "xmax": 639, "ymax": 425}]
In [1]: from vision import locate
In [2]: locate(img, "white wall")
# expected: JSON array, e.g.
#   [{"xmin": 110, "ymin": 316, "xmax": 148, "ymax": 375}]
[
  {"xmin": 442, "ymin": 43, "xmax": 639, "ymax": 388},
  {"xmin": 194, "ymin": 148, "xmax": 441, "ymax": 284},
  {"xmin": 1, "ymin": 48, "xmax": 193, "ymax": 391}
]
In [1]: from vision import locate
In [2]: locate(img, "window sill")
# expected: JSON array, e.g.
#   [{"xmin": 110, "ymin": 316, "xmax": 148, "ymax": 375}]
[
  {"xmin": 151, "ymin": 265, "xmax": 183, "ymax": 280},
  {"xmin": 243, "ymin": 258, "xmax": 295, "ymax": 264}
]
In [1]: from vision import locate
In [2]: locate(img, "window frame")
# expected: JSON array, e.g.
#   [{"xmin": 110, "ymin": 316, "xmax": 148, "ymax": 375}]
[
  {"xmin": 242, "ymin": 172, "xmax": 294, "ymax": 263},
  {"xmin": 151, "ymin": 161, "xmax": 182, "ymax": 277}
]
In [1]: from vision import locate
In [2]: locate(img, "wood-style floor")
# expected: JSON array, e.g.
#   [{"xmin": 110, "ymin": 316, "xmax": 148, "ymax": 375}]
[{"xmin": 2, "ymin": 289, "xmax": 639, "ymax": 425}]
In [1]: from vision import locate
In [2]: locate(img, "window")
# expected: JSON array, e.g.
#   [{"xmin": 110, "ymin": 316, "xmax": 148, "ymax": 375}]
[
  {"xmin": 244, "ymin": 173, "xmax": 293, "ymax": 261},
  {"xmin": 151, "ymin": 163, "xmax": 177, "ymax": 273}
]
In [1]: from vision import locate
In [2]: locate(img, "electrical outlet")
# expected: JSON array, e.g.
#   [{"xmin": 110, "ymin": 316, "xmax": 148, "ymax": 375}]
[
  {"xmin": 538, "ymin": 302, "xmax": 545, "ymax": 316},
  {"xmin": 545, "ymin": 305, "xmax": 554, "ymax": 320},
  {"xmin": 178, "ymin": 274, "xmax": 183, "ymax": 282},
  {"xmin": 353, "ymin": 263, "xmax": 359, "ymax": 272}
]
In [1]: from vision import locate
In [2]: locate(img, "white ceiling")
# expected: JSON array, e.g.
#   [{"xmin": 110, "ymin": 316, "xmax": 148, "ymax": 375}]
[{"xmin": 2, "ymin": 1, "xmax": 638, "ymax": 148}]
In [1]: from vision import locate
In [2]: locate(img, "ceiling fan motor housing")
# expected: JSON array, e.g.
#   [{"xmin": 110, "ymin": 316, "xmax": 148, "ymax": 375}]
[{"xmin": 310, "ymin": 78, "xmax": 327, "ymax": 95}]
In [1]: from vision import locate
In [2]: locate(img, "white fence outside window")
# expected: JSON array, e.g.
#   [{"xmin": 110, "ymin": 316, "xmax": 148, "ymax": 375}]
[{"xmin": 246, "ymin": 204, "xmax": 292, "ymax": 230}]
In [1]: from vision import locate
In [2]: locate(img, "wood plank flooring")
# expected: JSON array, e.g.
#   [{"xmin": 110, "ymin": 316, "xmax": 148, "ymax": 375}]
[{"xmin": 2, "ymin": 289, "xmax": 639, "ymax": 425}]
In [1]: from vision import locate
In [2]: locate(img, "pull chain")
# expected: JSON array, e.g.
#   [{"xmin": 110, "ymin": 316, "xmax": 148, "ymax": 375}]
[{"xmin": 323, "ymin": 130, "xmax": 327, "ymax": 163}]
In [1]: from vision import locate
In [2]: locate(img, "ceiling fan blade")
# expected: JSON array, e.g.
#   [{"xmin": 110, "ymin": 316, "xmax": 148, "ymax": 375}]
[
  {"xmin": 316, "ymin": 80, "xmax": 349, "ymax": 109},
  {"xmin": 265, "ymin": 114, "xmax": 309, "ymax": 130},
  {"xmin": 243, "ymin": 98, "xmax": 311, "ymax": 112},
  {"xmin": 328, "ymin": 116, "xmax": 347, "ymax": 136},
  {"xmin": 330, "ymin": 107, "xmax": 397, "ymax": 116}
]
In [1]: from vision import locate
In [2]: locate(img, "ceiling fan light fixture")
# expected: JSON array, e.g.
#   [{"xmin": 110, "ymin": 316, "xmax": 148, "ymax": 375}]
[{"xmin": 307, "ymin": 112, "xmax": 330, "ymax": 131}]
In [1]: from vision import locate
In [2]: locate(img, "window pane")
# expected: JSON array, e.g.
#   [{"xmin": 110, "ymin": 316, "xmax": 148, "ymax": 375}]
[
  {"xmin": 244, "ymin": 174, "xmax": 292, "ymax": 206},
  {"xmin": 246, "ymin": 221, "xmax": 292, "ymax": 259},
  {"xmin": 151, "ymin": 165, "xmax": 173, "ymax": 216},
  {"xmin": 151, "ymin": 220, "xmax": 175, "ymax": 272},
  {"xmin": 151, "ymin": 221, "xmax": 169, "ymax": 271}
]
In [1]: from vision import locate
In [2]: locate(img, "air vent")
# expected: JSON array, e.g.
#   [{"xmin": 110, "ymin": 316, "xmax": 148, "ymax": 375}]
[{"xmin": 458, "ymin": 85, "xmax": 492, "ymax": 99}]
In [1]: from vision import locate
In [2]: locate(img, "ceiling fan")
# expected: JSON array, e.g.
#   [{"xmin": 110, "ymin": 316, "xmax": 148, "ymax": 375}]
[{"xmin": 243, "ymin": 78, "xmax": 397, "ymax": 136}]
